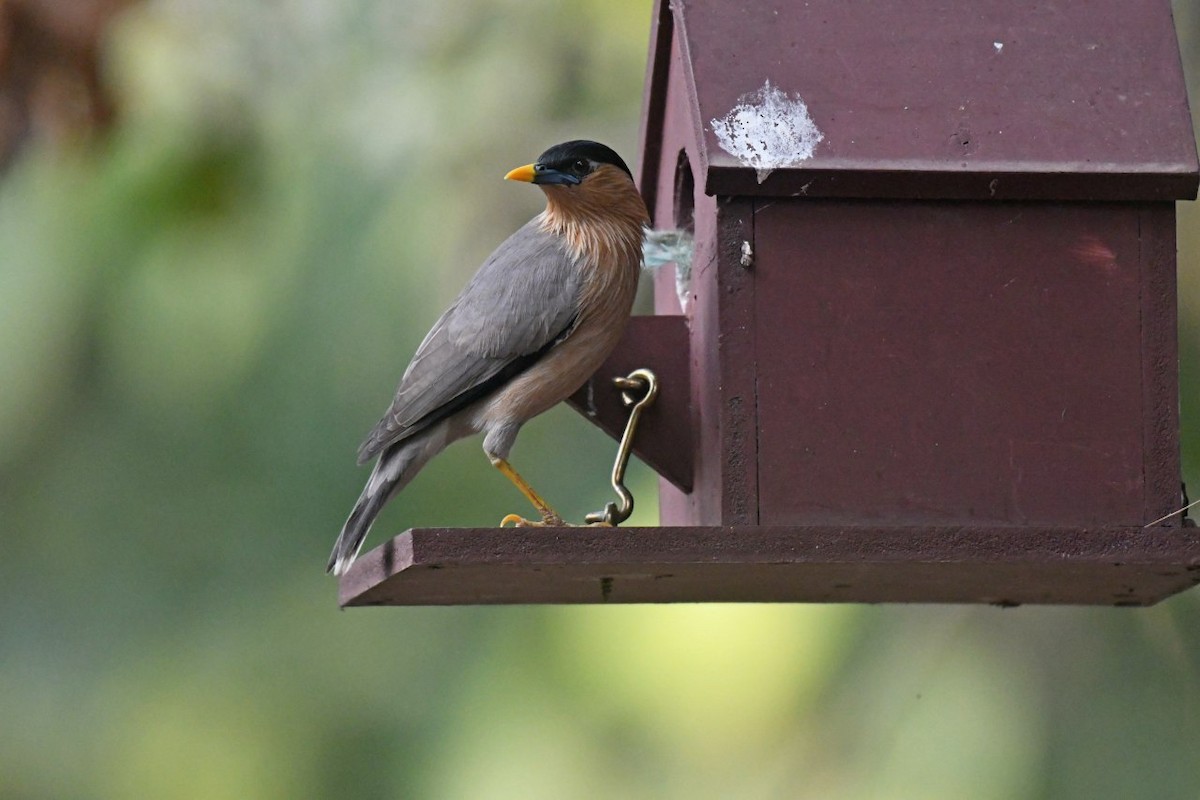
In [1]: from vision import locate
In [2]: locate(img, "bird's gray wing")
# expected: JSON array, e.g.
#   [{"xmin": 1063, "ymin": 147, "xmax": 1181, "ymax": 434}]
[{"xmin": 357, "ymin": 218, "xmax": 582, "ymax": 464}]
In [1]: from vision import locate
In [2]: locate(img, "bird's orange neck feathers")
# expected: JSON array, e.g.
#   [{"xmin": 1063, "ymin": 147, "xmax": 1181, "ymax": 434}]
[{"xmin": 538, "ymin": 165, "xmax": 649, "ymax": 268}]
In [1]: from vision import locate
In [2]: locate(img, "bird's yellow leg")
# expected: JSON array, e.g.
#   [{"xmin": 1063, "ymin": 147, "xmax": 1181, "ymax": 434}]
[{"xmin": 491, "ymin": 457, "xmax": 566, "ymax": 527}]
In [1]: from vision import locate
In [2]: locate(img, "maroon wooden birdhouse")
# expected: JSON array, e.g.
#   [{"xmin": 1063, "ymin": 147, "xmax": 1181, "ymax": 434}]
[{"xmin": 339, "ymin": 0, "xmax": 1200, "ymax": 607}]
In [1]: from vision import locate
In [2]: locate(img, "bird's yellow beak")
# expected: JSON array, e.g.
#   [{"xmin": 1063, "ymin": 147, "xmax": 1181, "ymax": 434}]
[{"xmin": 504, "ymin": 163, "xmax": 537, "ymax": 182}]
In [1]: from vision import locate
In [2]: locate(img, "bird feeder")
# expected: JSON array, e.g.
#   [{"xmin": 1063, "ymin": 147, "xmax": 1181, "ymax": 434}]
[{"xmin": 339, "ymin": 0, "xmax": 1200, "ymax": 607}]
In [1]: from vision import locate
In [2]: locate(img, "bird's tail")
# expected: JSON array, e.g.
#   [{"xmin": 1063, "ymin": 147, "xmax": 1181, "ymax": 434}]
[{"xmin": 328, "ymin": 440, "xmax": 424, "ymax": 576}]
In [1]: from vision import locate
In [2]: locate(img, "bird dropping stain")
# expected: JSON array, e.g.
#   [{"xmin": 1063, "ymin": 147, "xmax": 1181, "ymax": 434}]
[{"xmin": 710, "ymin": 80, "xmax": 824, "ymax": 183}]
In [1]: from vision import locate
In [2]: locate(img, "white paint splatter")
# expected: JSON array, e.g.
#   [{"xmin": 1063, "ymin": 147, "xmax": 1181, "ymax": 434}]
[{"xmin": 710, "ymin": 80, "xmax": 824, "ymax": 183}]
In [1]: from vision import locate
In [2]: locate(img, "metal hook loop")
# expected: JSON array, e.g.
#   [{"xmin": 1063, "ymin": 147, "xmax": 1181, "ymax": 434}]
[{"xmin": 585, "ymin": 368, "xmax": 659, "ymax": 526}]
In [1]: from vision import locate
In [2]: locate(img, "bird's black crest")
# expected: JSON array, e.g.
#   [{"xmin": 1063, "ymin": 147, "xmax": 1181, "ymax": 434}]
[{"xmin": 536, "ymin": 140, "xmax": 632, "ymax": 179}]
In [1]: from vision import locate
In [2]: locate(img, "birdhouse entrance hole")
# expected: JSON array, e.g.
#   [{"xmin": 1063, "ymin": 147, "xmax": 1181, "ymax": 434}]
[{"xmin": 673, "ymin": 150, "xmax": 694, "ymax": 234}]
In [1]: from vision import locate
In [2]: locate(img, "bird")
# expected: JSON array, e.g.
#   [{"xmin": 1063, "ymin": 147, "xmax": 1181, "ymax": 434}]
[{"xmin": 327, "ymin": 140, "xmax": 650, "ymax": 576}]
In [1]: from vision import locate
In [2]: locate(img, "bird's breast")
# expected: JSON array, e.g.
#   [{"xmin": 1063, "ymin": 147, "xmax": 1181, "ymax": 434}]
[{"xmin": 480, "ymin": 223, "xmax": 643, "ymax": 427}]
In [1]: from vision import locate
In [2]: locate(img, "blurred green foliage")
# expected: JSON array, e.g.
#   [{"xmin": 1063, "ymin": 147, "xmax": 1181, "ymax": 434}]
[{"xmin": 2, "ymin": 1, "xmax": 1200, "ymax": 798}]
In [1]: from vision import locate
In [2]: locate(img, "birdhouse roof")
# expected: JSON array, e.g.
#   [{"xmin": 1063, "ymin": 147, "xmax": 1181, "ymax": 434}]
[{"xmin": 637, "ymin": 0, "xmax": 1200, "ymax": 204}]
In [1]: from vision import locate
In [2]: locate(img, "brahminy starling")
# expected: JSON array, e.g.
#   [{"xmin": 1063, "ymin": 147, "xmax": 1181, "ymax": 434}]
[{"xmin": 328, "ymin": 140, "xmax": 649, "ymax": 575}]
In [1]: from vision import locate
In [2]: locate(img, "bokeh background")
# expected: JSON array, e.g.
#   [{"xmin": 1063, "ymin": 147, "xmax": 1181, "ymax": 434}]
[{"xmin": 3, "ymin": 1, "xmax": 1200, "ymax": 797}]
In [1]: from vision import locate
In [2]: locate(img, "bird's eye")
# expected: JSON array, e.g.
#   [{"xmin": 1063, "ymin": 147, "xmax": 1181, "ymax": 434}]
[{"xmin": 572, "ymin": 159, "xmax": 590, "ymax": 175}]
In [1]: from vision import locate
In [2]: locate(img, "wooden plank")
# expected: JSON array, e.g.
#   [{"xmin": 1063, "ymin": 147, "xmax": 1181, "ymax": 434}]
[
  {"xmin": 753, "ymin": 200, "xmax": 1150, "ymax": 527},
  {"xmin": 566, "ymin": 316, "xmax": 692, "ymax": 492},
  {"xmin": 635, "ymin": 0, "xmax": 674, "ymax": 215},
  {"xmin": 1139, "ymin": 204, "xmax": 1183, "ymax": 525},
  {"xmin": 338, "ymin": 525, "xmax": 1200, "ymax": 607},
  {"xmin": 716, "ymin": 199, "xmax": 758, "ymax": 524},
  {"xmin": 650, "ymin": 32, "xmax": 714, "ymax": 526}
]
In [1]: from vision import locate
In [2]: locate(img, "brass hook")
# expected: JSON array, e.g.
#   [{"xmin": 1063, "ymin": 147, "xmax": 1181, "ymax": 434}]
[{"xmin": 585, "ymin": 368, "xmax": 659, "ymax": 526}]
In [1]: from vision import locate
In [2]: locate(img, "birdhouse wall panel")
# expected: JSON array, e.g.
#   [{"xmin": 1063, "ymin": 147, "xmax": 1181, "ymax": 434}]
[
  {"xmin": 653, "ymin": 198, "xmax": 757, "ymax": 529},
  {"xmin": 750, "ymin": 199, "xmax": 1178, "ymax": 527},
  {"xmin": 643, "ymin": 24, "xmax": 756, "ymax": 528},
  {"xmin": 712, "ymin": 199, "xmax": 759, "ymax": 525},
  {"xmin": 1138, "ymin": 204, "xmax": 1182, "ymax": 524},
  {"xmin": 646, "ymin": 29, "xmax": 702, "ymax": 314},
  {"xmin": 645, "ymin": 28, "xmax": 695, "ymax": 522}
]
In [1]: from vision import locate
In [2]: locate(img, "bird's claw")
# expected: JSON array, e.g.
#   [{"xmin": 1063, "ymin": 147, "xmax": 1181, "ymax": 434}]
[
  {"xmin": 499, "ymin": 512, "xmax": 564, "ymax": 528},
  {"xmin": 498, "ymin": 512, "xmax": 612, "ymax": 528}
]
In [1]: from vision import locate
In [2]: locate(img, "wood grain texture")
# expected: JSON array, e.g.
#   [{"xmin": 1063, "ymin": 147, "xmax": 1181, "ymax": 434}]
[
  {"xmin": 566, "ymin": 315, "xmax": 692, "ymax": 491},
  {"xmin": 753, "ymin": 200, "xmax": 1161, "ymax": 527},
  {"xmin": 338, "ymin": 525, "xmax": 1200, "ymax": 607},
  {"xmin": 1139, "ymin": 205, "xmax": 1183, "ymax": 524}
]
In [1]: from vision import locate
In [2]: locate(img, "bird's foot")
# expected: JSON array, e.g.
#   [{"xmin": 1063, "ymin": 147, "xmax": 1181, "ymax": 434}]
[
  {"xmin": 499, "ymin": 511, "xmax": 564, "ymax": 527},
  {"xmin": 499, "ymin": 513, "xmax": 614, "ymax": 528}
]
